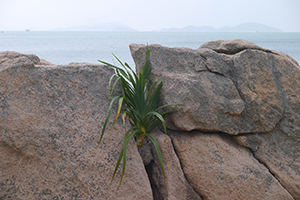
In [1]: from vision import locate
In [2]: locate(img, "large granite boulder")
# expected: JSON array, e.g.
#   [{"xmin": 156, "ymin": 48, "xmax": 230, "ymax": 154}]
[
  {"xmin": 130, "ymin": 40, "xmax": 299, "ymax": 135},
  {"xmin": 130, "ymin": 41, "xmax": 300, "ymax": 199},
  {"xmin": 0, "ymin": 51, "xmax": 152, "ymax": 199},
  {"xmin": 169, "ymin": 130, "xmax": 292, "ymax": 200}
]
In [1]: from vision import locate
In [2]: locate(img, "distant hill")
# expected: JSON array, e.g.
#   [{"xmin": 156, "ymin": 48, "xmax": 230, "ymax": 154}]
[
  {"xmin": 160, "ymin": 22, "xmax": 283, "ymax": 32},
  {"xmin": 218, "ymin": 22, "xmax": 283, "ymax": 32},
  {"xmin": 52, "ymin": 22, "xmax": 138, "ymax": 32}
]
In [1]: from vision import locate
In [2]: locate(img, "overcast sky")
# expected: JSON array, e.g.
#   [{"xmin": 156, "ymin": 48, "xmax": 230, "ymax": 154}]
[{"xmin": 0, "ymin": 0, "xmax": 299, "ymax": 32}]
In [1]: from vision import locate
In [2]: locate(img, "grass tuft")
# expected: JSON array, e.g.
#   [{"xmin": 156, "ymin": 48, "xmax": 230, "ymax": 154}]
[{"xmin": 98, "ymin": 45, "xmax": 178, "ymax": 186}]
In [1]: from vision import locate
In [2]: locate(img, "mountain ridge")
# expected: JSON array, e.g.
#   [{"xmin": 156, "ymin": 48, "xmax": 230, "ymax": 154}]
[
  {"xmin": 159, "ymin": 22, "xmax": 283, "ymax": 32},
  {"xmin": 1, "ymin": 22, "xmax": 283, "ymax": 32}
]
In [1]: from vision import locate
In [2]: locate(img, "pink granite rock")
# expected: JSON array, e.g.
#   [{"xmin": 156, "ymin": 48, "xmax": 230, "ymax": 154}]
[
  {"xmin": 131, "ymin": 41, "xmax": 300, "ymax": 199},
  {"xmin": 145, "ymin": 129, "xmax": 202, "ymax": 200},
  {"xmin": 169, "ymin": 130, "xmax": 293, "ymax": 200},
  {"xmin": 130, "ymin": 41, "xmax": 299, "ymax": 135},
  {"xmin": 0, "ymin": 51, "xmax": 152, "ymax": 199}
]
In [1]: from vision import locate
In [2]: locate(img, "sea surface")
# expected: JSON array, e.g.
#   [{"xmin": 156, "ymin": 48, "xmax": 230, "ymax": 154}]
[{"xmin": 0, "ymin": 31, "xmax": 299, "ymax": 69}]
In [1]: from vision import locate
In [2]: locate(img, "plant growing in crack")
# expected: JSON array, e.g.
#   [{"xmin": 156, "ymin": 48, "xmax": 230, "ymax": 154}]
[{"xmin": 98, "ymin": 45, "xmax": 178, "ymax": 186}]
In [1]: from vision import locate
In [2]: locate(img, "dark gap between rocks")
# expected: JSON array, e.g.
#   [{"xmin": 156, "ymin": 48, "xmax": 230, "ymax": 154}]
[
  {"xmin": 145, "ymin": 161, "xmax": 160, "ymax": 200},
  {"xmin": 213, "ymin": 48, "xmax": 275, "ymax": 56},
  {"xmin": 137, "ymin": 129, "xmax": 204, "ymax": 200},
  {"xmin": 137, "ymin": 137, "xmax": 158, "ymax": 199}
]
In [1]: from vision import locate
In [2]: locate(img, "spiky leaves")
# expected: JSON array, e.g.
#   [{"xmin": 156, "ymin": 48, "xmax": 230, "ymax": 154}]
[{"xmin": 98, "ymin": 46, "xmax": 177, "ymax": 186}]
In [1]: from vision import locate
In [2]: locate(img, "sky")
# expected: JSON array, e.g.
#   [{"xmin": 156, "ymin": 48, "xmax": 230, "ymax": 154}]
[{"xmin": 0, "ymin": 0, "xmax": 300, "ymax": 32}]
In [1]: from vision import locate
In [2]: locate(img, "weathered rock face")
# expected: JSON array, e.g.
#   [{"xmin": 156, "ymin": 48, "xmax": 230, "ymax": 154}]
[
  {"xmin": 169, "ymin": 130, "xmax": 293, "ymax": 200},
  {"xmin": 0, "ymin": 51, "xmax": 153, "ymax": 199},
  {"xmin": 130, "ymin": 41, "xmax": 300, "ymax": 199},
  {"xmin": 235, "ymin": 126, "xmax": 300, "ymax": 199},
  {"xmin": 130, "ymin": 40, "xmax": 299, "ymax": 135}
]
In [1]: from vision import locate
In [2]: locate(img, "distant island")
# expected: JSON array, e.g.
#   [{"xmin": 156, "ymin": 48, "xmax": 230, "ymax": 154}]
[
  {"xmin": 160, "ymin": 22, "xmax": 283, "ymax": 32},
  {"xmin": 52, "ymin": 22, "xmax": 283, "ymax": 32},
  {"xmin": 1, "ymin": 22, "xmax": 283, "ymax": 32}
]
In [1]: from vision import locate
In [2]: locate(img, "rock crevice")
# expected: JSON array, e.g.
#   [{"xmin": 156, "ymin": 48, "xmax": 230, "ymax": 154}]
[
  {"xmin": 239, "ymin": 137, "xmax": 292, "ymax": 196},
  {"xmin": 138, "ymin": 128, "xmax": 203, "ymax": 200}
]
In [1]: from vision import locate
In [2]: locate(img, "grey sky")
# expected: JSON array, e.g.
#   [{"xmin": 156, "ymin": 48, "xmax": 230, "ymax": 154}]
[{"xmin": 0, "ymin": 0, "xmax": 299, "ymax": 32}]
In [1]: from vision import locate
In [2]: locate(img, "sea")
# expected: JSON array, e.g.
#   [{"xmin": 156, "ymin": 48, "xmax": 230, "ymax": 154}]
[{"xmin": 0, "ymin": 31, "xmax": 299, "ymax": 69}]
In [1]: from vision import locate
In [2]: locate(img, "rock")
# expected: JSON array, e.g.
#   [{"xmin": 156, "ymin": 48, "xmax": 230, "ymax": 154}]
[
  {"xmin": 169, "ymin": 130, "xmax": 293, "ymax": 200},
  {"xmin": 207, "ymin": 39, "xmax": 300, "ymax": 199},
  {"xmin": 235, "ymin": 126, "xmax": 300, "ymax": 199},
  {"xmin": 0, "ymin": 52, "xmax": 152, "ymax": 199},
  {"xmin": 37, "ymin": 58, "xmax": 53, "ymax": 65},
  {"xmin": 138, "ymin": 137, "xmax": 153, "ymax": 166},
  {"xmin": 199, "ymin": 39, "xmax": 269, "ymax": 54},
  {"xmin": 146, "ymin": 129, "xmax": 202, "ymax": 200},
  {"xmin": 0, "ymin": 51, "xmax": 39, "ymax": 71},
  {"xmin": 130, "ymin": 42, "xmax": 299, "ymax": 135},
  {"xmin": 200, "ymin": 39, "xmax": 299, "ymax": 66},
  {"xmin": 130, "ymin": 41, "xmax": 300, "ymax": 199}
]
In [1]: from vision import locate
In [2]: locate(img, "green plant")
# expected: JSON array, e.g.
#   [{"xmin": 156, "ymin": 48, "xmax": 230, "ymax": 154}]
[{"xmin": 98, "ymin": 46, "xmax": 177, "ymax": 186}]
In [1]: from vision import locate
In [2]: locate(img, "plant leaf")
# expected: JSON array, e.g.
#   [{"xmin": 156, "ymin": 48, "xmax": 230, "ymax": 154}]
[
  {"xmin": 119, "ymin": 130, "xmax": 137, "ymax": 187},
  {"xmin": 147, "ymin": 111, "xmax": 167, "ymax": 134},
  {"xmin": 110, "ymin": 129, "xmax": 138, "ymax": 186},
  {"xmin": 145, "ymin": 133, "xmax": 166, "ymax": 186},
  {"xmin": 108, "ymin": 75, "xmax": 121, "ymax": 99},
  {"xmin": 109, "ymin": 96, "xmax": 125, "ymax": 136},
  {"xmin": 98, "ymin": 95, "xmax": 121, "ymax": 144}
]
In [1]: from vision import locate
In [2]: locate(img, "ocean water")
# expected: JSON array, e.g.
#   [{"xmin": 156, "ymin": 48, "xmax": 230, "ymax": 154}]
[{"xmin": 0, "ymin": 31, "xmax": 299, "ymax": 69}]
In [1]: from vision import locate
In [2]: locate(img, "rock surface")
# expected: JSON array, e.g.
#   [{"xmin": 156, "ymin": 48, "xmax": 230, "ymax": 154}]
[
  {"xmin": 145, "ymin": 129, "xmax": 202, "ymax": 200},
  {"xmin": 235, "ymin": 126, "xmax": 300, "ymax": 199},
  {"xmin": 130, "ymin": 41, "xmax": 300, "ymax": 199},
  {"xmin": 0, "ymin": 51, "xmax": 152, "ymax": 199},
  {"xmin": 169, "ymin": 130, "xmax": 293, "ymax": 200},
  {"xmin": 130, "ymin": 41, "xmax": 299, "ymax": 135}
]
